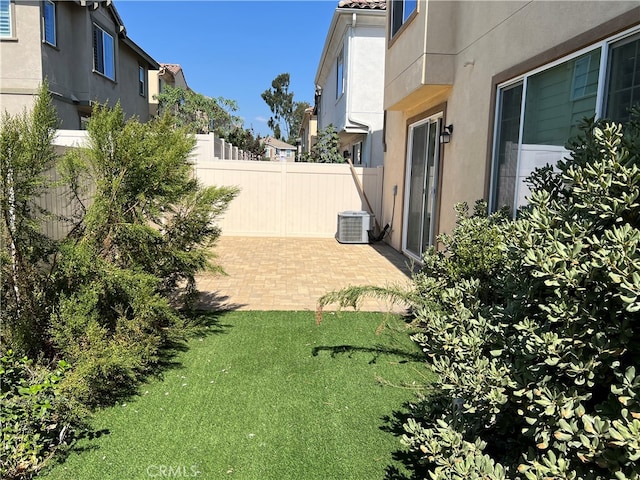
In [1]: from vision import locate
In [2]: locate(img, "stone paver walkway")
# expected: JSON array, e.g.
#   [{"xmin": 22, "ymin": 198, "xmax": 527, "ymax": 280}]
[{"xmin": 195, "ymin": 236, "xmax": 415, "ymax": 312}]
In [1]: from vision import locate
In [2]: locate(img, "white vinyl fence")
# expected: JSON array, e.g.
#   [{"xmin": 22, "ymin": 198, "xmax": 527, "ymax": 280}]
[
  {"xmin": 195, "ymin": 159, "xmax": 382, "ymax": 238},
  {"xmin": 52, "ymin": 130, "xmax": 383, "ymax": 239}
]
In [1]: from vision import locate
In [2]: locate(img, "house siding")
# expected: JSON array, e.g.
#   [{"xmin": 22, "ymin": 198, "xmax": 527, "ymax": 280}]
[
  {"xmin": 382, "ymin": 0, "xmax": 640, "ymax": 255},
  {"xmin": 316, "ymin": 7, "xmax": 386, "ymax": 167},
  {"xmin": 1, "ymin": 1, "xmax": 158, "ymax": 128},
  {"xmin": 0, "ymin": 0, "xmax": 43, "ymax": 115}
]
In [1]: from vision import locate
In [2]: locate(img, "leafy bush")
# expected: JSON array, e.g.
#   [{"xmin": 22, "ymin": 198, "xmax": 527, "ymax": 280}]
[
  {"xmin": 0, "ymin": 351, "xmax": 80, "ymax": 480},
  {"xmin": 318, "ymin": 115, "xmax": 640, "ymax": 479},
  {"xmin": 2, "ymin": 90, "xmax": 238, "ymax": 408},
  {"xmin": 308, "ymin": 124, "xmax": 344, "ymax": 163},
  {"xmin": 0, "ymin": 83, "xmax": 59, "ymax": 356},
  {"xmin": 402, "ymin": 118, "xmax": 640, "ymax": 479},
  {"xmin": 47, "ymin": 103, "xmax": 238, "ymax": 406}
]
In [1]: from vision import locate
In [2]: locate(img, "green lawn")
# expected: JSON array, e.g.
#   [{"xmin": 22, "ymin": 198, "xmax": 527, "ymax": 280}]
[{"xmin": 42, "ymin": 311, "xmax": 430, "ymax": 480}]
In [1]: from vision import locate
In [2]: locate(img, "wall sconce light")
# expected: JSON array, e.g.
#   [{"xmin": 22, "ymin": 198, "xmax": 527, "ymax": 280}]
[{"xmin": 440, "ymin": 124, "xmax": 453, "ymax": 144}]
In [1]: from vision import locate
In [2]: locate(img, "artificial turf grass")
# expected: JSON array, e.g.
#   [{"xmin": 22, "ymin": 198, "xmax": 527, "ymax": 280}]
[{"xmin": 42, "ymin": 310, "xmax": 432, "ymax": 480}]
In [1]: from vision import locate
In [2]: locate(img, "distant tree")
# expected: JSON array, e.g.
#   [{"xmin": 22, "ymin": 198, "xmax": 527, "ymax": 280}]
[
  {"xmin": 291, "ymin": 101, "xmax": 311, "ymax": 143},
  {"xmin": 227, "ymin": 126, "xmax": 266, "ymax": 159},
  {"xmin": 261, "ymin": 73, "xmax": 310, "ymax": 144},
  {"xmin": 155, "ymin": 85, "xmax": 241, "ymax": 138}
]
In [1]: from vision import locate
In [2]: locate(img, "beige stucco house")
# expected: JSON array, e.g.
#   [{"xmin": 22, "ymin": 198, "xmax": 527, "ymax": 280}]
[
  {"xmin": 315, "ymin": 0, "xmax": 386, "ymax": 167},
  {"xmin": 263, "ymin": 136, "xmax": 297, "ymax": 162},
  {"xmin": 381, "ymin": 0, "xmax": 640, "ymax": 262},
  {"xmin": 0, "ymin": 0, "xmax": 159, "ymax": 129},
  {"xmin": 148, "ymin": 63, "xmax": 189, "ymax": 117},
  {"xmin": 299, "ymin": 105, "xmax": 318, "ymax": 157}
]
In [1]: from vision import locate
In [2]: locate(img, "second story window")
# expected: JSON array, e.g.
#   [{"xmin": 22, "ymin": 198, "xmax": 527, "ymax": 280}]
[
  {"xmin": 336, "ymin": 48, "xmax": 344, "ymax": 98},
  {"xmin": 93, "ymin": 24, "xmax": 115, "ymax": 80},
  {"xmin": 390, "ymin": 0, "xmax": 417, "ymax": 38},
  {"xmin": 139, "ymin": 66, "xmax": 145, "ymax": 96},
  {"xmin": 0, "ymin": 0, "xmax": 12, "ymax": 38},
  {"xmin": 43, "ymin": 0, "xmax": 56, "ymax": 46}
]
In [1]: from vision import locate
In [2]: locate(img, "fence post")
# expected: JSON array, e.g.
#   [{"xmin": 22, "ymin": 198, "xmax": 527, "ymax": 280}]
[{"xmin": 208, "ymin": 132, "xmax": 215, "ymax": 160}]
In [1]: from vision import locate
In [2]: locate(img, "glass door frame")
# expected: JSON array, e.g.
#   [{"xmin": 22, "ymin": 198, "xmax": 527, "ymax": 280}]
[{"xmin": 402, "ymin": 113, "xmax": 443, "ymax": 262}]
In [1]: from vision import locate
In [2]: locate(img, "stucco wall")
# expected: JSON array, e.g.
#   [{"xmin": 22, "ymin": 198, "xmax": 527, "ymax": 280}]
[
  {"xmin": 1, "ymin": 2, "xmax": 154, "ymax": 126},
  {"xmin": 0, "ymin": 0, "xmax": 43, "ymax": 116},
  {"xmin": 316, "ymin": 8, "xmax": 386, "ymax": 167},
  {"xmin": 382, "ymin": 0, "xmax": 640, "ymax": 254}
]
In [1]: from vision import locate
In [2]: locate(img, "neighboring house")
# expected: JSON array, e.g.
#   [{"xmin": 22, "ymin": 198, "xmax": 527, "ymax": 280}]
[
  {"xmin": 0, "ymin": 0, "xmax": 159, "ymax": 128},
  {"xmin": 263, "ymin": 137, "xmax": 297, "ymax": 162},
  {"xmin": 298, "ymin": 106, "xmax": 318, "ymax": 157},
  {"xmin": 148, "ymin": 63, "xmax": 188, "ymax": 117},
  {"xmin": 314, "ymin": 0, "xmax": 386, "ymax": 167},
  {"xmin": 381, "ymin": 0, "xmax": 640, "ymax": 262}
]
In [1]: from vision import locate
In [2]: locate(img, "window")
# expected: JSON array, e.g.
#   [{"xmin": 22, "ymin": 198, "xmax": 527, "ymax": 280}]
[
  {"xmin": 93, "ymin": 24, "xmax": 114, "ymax": 80},
  {"xmin": 43, "ymin": 0, "xmax": 55, "ymax": 46},
  {"xmin": 606, "ymin": 34, "xmax": 640, "ymax": 124},
  {"xmin": 138, "ymin": 66, "xmax": 145, "ymax": 96},
  {"xmin": 490, "ymin": 28, "xmax": 640, "ymax": 215},
  {"xmin": 336, "ymin": 48, "xmax": 344, "ymax": 98},
  {"xmin": 491, "ymin": 82, "xmax": 523, "ymax": 214},
  {"xmin": 0, "ymin": 0, "xmax": 12, "ymax": 38},
  {"xmin": 390, "ymin": 0, "xmax": 417, "ymax": 38},
  {"xmin": 352, "ymin": 142, "xmax": 362, "ymax": 165}
]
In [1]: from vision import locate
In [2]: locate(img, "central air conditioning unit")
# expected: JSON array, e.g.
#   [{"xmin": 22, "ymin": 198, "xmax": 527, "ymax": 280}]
[{"xmin": 336, "ymin": 211, "xmax": 373, "ymax": 244}]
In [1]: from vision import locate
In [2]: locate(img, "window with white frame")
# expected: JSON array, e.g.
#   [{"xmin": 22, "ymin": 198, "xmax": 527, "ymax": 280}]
[
  {"xmin": 93, "ymin": 24, "xmax": 115, "ymax": 80},
  {"xmin": 138, "ymin": 66, "xmax": 145, "ymax": 96},
  {"xmin": 0, "ymin": 0, "xmax": 12, "ymax": 38},
  {"xmin": 490, "ymin": 28, "xmax": 640, "ymax": 215},
  {"xmin": 336, "ymin": 48, "xmax": 344, "ymax": 99},
  {"xmin": 390, "ymin": 0, "xmax": 417, "ymax": 38},
  {"xmin": 43, "ymin": 0, "xmax": 56, "ymax": 46}
]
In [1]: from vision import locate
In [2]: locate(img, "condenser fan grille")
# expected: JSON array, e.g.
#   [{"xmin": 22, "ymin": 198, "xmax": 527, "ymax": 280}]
[{"xmin": 336, "ymin": 211, "xmax": 372, "ymax": 244}]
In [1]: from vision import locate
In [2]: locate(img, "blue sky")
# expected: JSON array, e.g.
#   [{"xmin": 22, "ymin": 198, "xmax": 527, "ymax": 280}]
[{"xmin": 115, "ymin": 1, "xmax": 337, "ymax": 137}]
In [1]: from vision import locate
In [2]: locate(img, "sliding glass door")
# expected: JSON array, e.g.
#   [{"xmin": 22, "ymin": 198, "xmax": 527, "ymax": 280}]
[{"xmin": 403, "ymin": 115, "xmax": 442, "ymax": 260}]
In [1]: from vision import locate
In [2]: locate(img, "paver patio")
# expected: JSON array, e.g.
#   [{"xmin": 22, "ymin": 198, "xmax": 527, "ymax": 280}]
[{"xmin": 195, "ymin": 236, "xmax": 415, "ymax": 312}]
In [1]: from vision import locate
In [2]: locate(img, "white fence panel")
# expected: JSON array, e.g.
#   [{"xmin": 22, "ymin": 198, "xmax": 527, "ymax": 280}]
[
  {"xmin": 50, "ymin": 130, "xmax": 383, "ymax": 239},
  {"xmin": 194, "ymin": 160, "xmax": 382, "ymax": 238}
]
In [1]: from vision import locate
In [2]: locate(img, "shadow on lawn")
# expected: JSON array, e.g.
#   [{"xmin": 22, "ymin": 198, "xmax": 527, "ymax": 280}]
[
  {"xmin": 59, "ymin": 311, "xmax": 234, "ymax": 458},
  {"xmin": 311, "ymin": 344, "xmax": 424, "ymax": 364},
  {"xmin": 153, "ymin": 309, "xmax": 234, "ymax": 377},
  {"xmin": 311, "ymin": 341, "xmax": 432, "ymax": 478},
  {"xmin": 380, "ymin": 389, "xmax": 451, "ymax": 480},
  {"xmin": 380, "ymin": 406, "xmax": 431, "ymax": 480}
]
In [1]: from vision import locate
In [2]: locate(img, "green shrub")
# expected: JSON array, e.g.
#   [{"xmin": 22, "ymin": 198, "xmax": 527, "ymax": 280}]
[
  {"xmin": 318, "ymin": 114, "xmax": 640, "ymax": 479},
  {"xmin": 402, "ymin": 118, "xmax": 640, "ymax": 479},
  {"xmin": 47, "ymin": 103, "xmax": 238, "ymax": 406},
  {"xmin": 0, "ymin": 83, "xmax": 58, "ymax": 356},
  {"xmin": 2, "ymin": 90, "xmax": 238, "ymax": 409},
  {"xmin": 1, "ymin": 86, "xmax": 238, "ymax": 476},
  {"xmin": 0, "ymin": 351, "xmax": 81, "ymax": 480}
]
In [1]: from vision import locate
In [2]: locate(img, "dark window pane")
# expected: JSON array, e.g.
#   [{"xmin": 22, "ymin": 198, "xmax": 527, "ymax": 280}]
[
  {"xmin": 607, "ymin": 35, "xmax": 640, "ymax": 124},
  {"xmin": 492, "ymin": 83, "xmax": 523, "ymax": 214}
]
